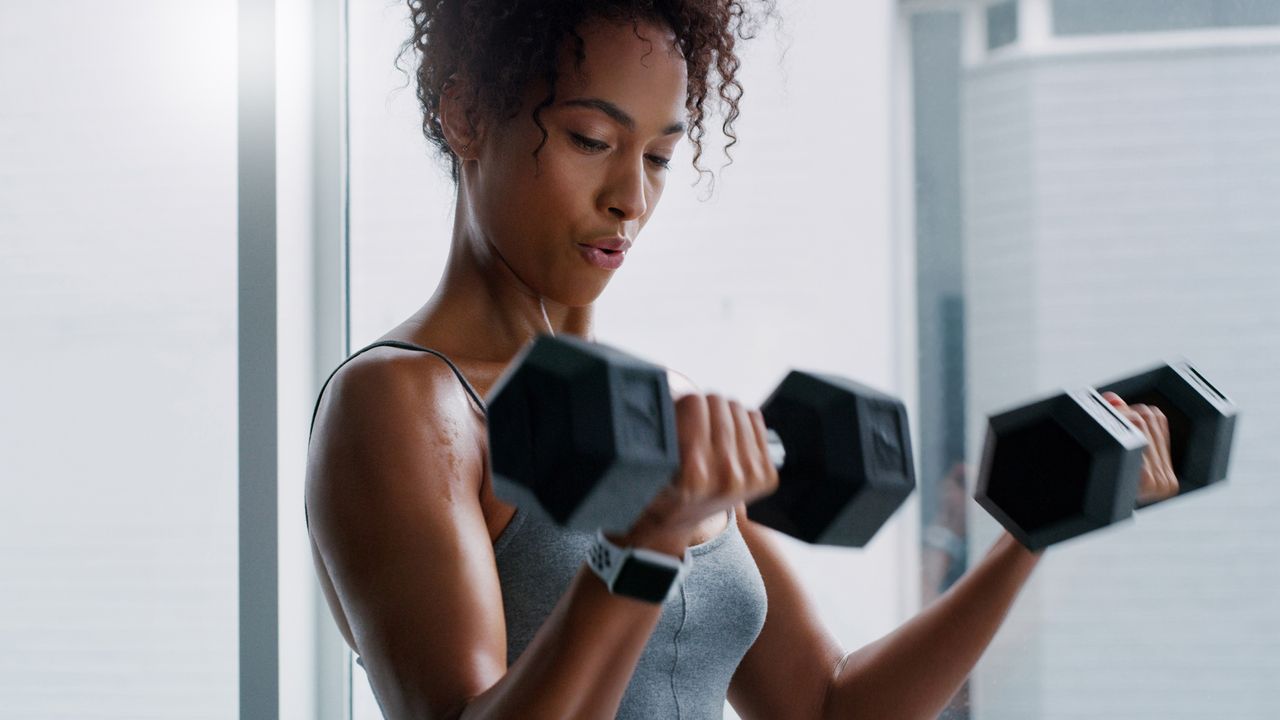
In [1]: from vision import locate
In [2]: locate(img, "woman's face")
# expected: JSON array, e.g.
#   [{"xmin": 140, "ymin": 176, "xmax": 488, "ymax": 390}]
[{"xmin": 467, "ymin": 17, "xmax": 689, "ymax": 307}]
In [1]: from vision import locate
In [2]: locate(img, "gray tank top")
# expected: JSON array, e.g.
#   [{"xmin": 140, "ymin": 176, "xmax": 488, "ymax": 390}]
[{"xmin": 309, "ymin": 341, "xmax": 770, "ymax": 719}]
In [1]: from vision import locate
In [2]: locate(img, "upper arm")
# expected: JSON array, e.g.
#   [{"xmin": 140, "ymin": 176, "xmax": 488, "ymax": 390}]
[
  {"xmin": 305, "ymin": 352, "xmax": 504, "ymax": 720},
  {"xmin": 728, "ymin": 502, "xmax": 847, "ymax": 720}
]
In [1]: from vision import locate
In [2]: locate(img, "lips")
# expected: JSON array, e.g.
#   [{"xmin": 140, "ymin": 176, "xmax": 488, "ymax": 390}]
[
  {"xmin": 577, "ymin": 244, "xmax": 627, "ymax": 270},
  {"xmin": 578, "ymin": 236, "xmax": 632, "ymax": 254}
]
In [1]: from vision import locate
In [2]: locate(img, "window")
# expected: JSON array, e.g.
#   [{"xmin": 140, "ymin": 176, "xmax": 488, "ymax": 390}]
[
  {"xmin": 908, "ymin": 3, "xmax": 1280, "ymax": 716},
  {"xmin": 1054, "ymin": 0, "xmax": 1280, "ymax": 36},
  {"xmin": 987, "ymin": 1, "xmax": 1020, "ymax": 50}
]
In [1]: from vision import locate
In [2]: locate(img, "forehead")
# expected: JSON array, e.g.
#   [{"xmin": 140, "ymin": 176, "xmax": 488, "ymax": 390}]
[{"xmin": 553, "ymin": 17, "xmax": 688, "ymax": 126}]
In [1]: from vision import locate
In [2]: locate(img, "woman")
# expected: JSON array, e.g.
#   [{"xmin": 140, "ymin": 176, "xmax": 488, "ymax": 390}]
[{"xmin": 305, "ymin": 2, "xmax": 1179, "ymax": 718}]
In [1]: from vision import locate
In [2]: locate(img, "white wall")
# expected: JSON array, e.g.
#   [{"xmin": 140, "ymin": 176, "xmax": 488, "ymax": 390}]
[
  {"xmin": 342, "ymin": 0, "xmax": 912, "ymax": 717},
  {"xmin": 0, "ymin": 2, "xmax": 238, "ymax": 717}
]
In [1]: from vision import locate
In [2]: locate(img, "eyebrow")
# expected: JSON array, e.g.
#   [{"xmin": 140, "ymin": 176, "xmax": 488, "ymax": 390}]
[{"xmin": 559, "ymin": 97, "xmax": 686, "ymax": 136}]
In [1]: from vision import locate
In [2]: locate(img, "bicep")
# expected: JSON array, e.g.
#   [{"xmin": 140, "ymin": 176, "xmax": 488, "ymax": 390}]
[
  {"xmin": 729, "ymin": 502, "xmax": 846, "ymax": 720},
  {"xmin": 306, "ymin": 356, "xmax": 505, "ymax": 720}
]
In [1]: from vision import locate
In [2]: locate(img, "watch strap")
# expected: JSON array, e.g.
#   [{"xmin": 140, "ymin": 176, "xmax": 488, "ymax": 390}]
[{"xmin": 587, "ymin": 529, "xmax": 692, "ymax": 604}]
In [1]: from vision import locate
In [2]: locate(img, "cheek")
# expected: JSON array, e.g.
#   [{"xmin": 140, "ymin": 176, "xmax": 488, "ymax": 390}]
[
  {"xmin": 485, "ymin": 154, "xmax": 593, "ymax": 248},
  {"xmin": 543, "ymin": 153, "xmax": 595, "ymax": 196},
  {"xmin": 485, "ymin": 146, "xmax": 576, "ymax": 213}
]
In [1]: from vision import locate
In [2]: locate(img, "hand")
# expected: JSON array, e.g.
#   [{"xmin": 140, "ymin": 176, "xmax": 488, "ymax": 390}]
[
  {"xmin": 1100, "ymin": 391, "xmax": 1179, "ymax": 505},
  {"xmin": 630, "ymin": 392, "xmax": 780, "ymax": 543}
]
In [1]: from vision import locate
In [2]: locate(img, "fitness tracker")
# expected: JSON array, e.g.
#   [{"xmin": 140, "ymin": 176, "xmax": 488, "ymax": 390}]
[{"xmin": 587, "ymin": 529, "xmax": 692, "ymax": 604}]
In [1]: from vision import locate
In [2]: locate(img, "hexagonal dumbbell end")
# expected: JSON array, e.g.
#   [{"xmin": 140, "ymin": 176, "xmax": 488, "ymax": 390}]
[
  {"xmin": 751, "ymin": 371, "xmax": 916, "ymax": 547},
  {"xmin": 975, "ymin": 387, "xmax": 1149, "ymax": 551},
  {"xmin": 485, "ymin": 334, "xmax": 680, "ymax": 534},
  {"xmin": 1096, "ymin": 358, "xmax": 1238, "ymax": 506}
]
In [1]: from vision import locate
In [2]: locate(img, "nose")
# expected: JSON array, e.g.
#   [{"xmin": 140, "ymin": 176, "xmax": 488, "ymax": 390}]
[{"xmin": 601, "ymin": 156, "xmax": 648, "ymax": 222}]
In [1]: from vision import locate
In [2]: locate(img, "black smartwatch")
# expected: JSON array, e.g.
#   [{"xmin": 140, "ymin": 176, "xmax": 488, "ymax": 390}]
[{"xmin": 587, "ymin": 529, "xmax": 692, "ymax": 604}]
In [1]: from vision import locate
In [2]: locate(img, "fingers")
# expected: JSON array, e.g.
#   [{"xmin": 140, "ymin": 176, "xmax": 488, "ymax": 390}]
[
  {"xmin": 729, "ymin": 399, "xmax": 759, "ymax": 477},
  {"xmin": 728, "ymin": 401, "xmax": 778, "ymax": 502},
  {"xmin": 675, "ymin": 393, "xmax": 776, "ymax": 505},
  {"xmin": 1136, "ymin": 403, "xmax": 1177, "ymax": 498},
  {"xmin": 674, "ymin": 394, "xmax": 712, "ymax": 497},
  {"xmin": 706, "ymin": 394, "xmax": 745, "ymax": 494},
  {"xmin": 1102, "ymin": 392, "xmax": 1178, "ymax": 502},
  {"xmin": 749, "ymin": 408, "xmax": 780, "ymax": 492}
]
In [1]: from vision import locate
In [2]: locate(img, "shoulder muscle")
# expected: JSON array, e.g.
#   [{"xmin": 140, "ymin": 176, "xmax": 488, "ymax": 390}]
[{"xmin": 306, "ymin": 349, "xmax": 504, "ymax": 719}]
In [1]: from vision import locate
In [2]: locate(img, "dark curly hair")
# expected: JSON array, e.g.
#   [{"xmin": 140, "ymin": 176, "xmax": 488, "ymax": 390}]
[{"xmin": 394, "ymin": 0, "xmax": 780, "ymax": 194}]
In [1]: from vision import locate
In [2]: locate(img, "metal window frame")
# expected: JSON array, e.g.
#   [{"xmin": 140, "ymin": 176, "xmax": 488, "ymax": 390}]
[
  {"xmin": 239, "ymin": 0, "xmax": 351, "ymax": 715},
  {"xmin": 238, "ymin": 0, "xmax": 279, "ymax": 716},
  {"xmin": 310, "ymin": 0, "xmax": 354, "ymax": 716},
  {"xmin": 899, "ymin": 0, "xmax": 1280, "ymax": 68}
]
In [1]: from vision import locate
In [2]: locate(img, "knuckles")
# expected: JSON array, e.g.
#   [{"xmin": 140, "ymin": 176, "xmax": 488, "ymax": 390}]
[{"xmin": 672, "ymin": 391, "xmax": 774, "ymax": 501}]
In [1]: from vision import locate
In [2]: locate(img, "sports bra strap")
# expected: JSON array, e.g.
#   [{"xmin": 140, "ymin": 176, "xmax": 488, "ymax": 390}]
[{"xmin": 307, "ymin": 340, "xmax": 489, "ymax": 441}]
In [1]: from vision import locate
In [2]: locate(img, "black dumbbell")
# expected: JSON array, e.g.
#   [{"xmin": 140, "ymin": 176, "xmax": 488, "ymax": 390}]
[
  {"xmin": 485, "ymin": 334, "xmax": 916, "ymax": 546},
  {"xmin": 750, "ymin": 370, "xmax": 916, "ymax": 546},
  {"xmin": 974, "ymin": 359, "xmax": 1238, "ymax": 551}
]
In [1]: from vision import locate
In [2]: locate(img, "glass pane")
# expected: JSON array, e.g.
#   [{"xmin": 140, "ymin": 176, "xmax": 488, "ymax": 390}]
[
  {"xmin": 0, "ymin": 2, "xmax": 238, "ymax": 718},
  {"xmin": 911, "ymin": 8, "xmax": 1280, "ymax": 719},
  {"xmin": 1054, "ymin": 0, "xmax": 1280, "ymax": 35},
  {"xmin": 346, "ymin": 3, "xmax": 457, "ymax": 348},
  {"xmin": 345, "ymin": 1, "xmax": 457, "ymax": 715},
  {"xmin": 987, "ymin": 1, "xmax": 1020, "ymax": 51}
]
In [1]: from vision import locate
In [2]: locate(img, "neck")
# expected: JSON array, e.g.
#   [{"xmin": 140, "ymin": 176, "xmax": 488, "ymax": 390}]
[{"xmin": 407, "ymin": 190, "xmax": 597, "ymax": 364}]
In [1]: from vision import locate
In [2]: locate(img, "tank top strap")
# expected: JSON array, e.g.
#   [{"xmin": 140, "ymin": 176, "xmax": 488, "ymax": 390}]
[
  {"xmin": 307, "ymin": 339, "xmax": 488, "ymax": 441},
  {"xmin": 305, "ymin": 339, "xmax": 487, "ymax": 532}
]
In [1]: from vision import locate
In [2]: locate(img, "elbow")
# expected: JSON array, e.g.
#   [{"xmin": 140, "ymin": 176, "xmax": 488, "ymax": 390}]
[
  {"xmin": 817, "ymin": 651, "xmax": 853, "ymax": 720},
  {"xmin": 362, "ymin": 664, "xmax": 480, "ymax": 720},
  {"xmin": 438, "ymin": 698, "xmax": 472, "ymax": 720}
]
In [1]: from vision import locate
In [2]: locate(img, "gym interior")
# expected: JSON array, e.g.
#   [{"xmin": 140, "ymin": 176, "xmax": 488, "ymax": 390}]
[{"xmin": 2, "ymin": 0, "xmax": 1277, "ymax": 718}]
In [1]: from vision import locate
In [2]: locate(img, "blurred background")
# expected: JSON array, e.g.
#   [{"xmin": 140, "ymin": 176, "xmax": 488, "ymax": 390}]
[{"xmin": 1, "ymin": 0, "xmax": 1276, "ymax": 718}]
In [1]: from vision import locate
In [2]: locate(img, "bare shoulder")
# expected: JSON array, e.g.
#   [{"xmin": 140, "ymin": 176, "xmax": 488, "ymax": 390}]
[
  {"xmin": 305, "ymin": 344, "xmax": 490, "ymax": 558},
  {"xmin": 305, "ymin": 346, "xmax": 508, "ymax": 712},
  {"xmin": 304, "ymin": 346, "xmax": 481, "ymax": 648},
  {"xmin": 309, "ymin": 345, "xmax": 485, "ymax": 491}
]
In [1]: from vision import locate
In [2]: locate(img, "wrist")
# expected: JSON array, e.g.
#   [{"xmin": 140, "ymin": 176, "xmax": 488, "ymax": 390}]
[
  {"xmin": 994, "ymin": 530, "xmax": 1045, "ymax": 566},
  {"xmin": 589, "ymin": 528, "xmax": 692, "ymax": 604},
  {"xmin": 609, "ymin": 517, "xmax": 693, "ymax": 557}
]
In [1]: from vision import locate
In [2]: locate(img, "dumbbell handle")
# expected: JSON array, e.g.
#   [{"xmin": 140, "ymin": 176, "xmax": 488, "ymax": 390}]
[{"xmin": 766, "ymin": 428, "xmax": 786, "ymax": 469}]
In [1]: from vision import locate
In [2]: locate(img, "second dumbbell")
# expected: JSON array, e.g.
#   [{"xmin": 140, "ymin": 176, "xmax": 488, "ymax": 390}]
[{"xmin": 485, "ymin": 334, "xmax": 916, "ymax": 547}]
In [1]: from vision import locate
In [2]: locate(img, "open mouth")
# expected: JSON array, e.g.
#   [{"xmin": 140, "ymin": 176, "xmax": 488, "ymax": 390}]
[
  {"xmin": 578, "ymin": 243, "xmax": 621, "ymax": 255},
  {"xmin": 576, "ymin": 243, "xmax": 626, "ymax": 269}
]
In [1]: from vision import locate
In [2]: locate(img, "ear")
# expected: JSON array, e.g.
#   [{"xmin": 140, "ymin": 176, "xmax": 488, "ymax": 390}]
[{"xmin": 439, "ymin": 75, "xmax": 484, "ymax": 160}]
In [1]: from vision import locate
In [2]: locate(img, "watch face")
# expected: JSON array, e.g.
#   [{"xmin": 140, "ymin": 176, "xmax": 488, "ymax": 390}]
[{"xmin": 614, "ymin": 557, "xmax": 679, "ymax": 603}]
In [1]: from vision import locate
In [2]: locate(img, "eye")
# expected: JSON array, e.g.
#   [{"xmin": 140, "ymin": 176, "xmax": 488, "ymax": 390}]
[
  {"xmin": 571, "ymin": 132, "xmax": 671, "ymax": 171},
  {"xmin": 570, "ymin": 133, "xmax": 609, "ymax": 152}
]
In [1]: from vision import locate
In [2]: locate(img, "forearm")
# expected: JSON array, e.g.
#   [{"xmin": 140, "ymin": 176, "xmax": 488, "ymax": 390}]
[
  {"xmin": 457, "ymin": 524, "xmax": 691, "ymax": 720},
  {"xmin": 821, "ymin": 532, "xmax": 1043, "ymax": 720}
]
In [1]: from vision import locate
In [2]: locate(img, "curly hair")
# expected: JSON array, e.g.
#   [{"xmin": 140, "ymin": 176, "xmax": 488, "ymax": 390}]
[{"xmin": 394, "ymin": 0, "xmax": 780, "ymax": 193}]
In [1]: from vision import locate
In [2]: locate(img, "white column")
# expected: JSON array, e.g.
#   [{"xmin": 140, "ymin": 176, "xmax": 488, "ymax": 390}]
[
  {"xmin": 309, "ymin": 0, "xmax": 353, "ymax": 716},
  {"xmin": 961, "ymin": 1, "xmax": 987, "ymax": 66},
  {"xmin": 239, "ymin": 0, "xmax": 280, "ymax": 715},
  {"xmin": 1018, "ymin": 0, "xmax": 1052, "ymax": 51}
]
